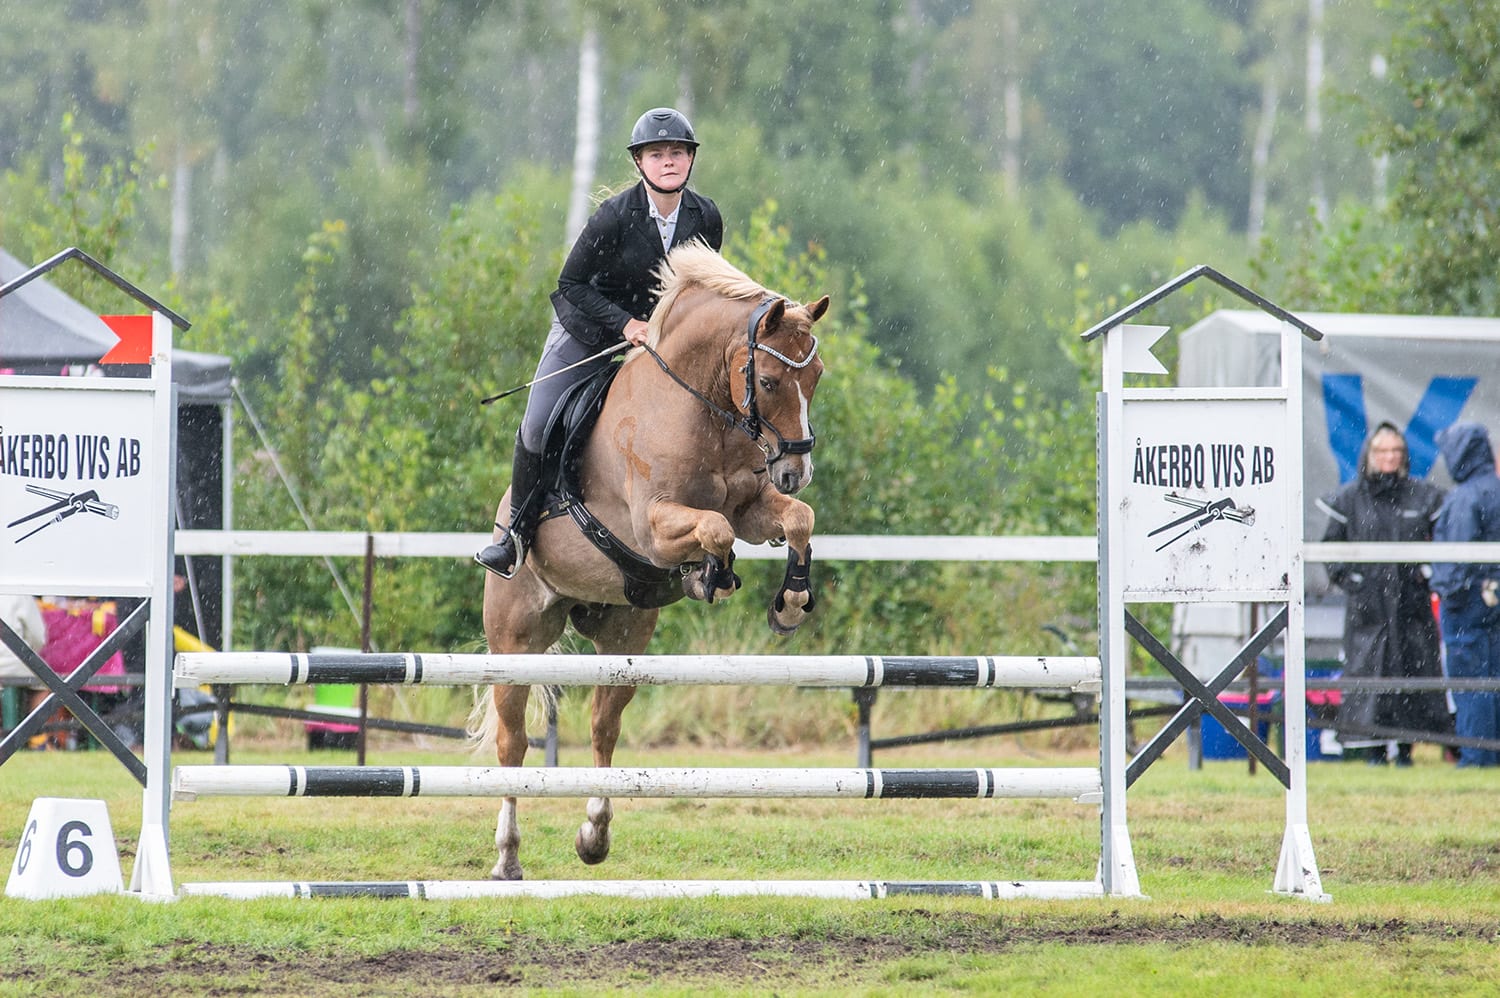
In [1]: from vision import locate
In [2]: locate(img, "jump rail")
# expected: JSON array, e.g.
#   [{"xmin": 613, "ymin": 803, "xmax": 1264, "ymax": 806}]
[
  {"xmin": 171, "ymin": 764, "xmax": 1103, "ymax": 803},
  {"xmin": 175, "ymin": 652, "xmax": 1101, "ymax": 692},
  {"xmin": 179, "ymin": 879, "xmax": 1105, "ymax": 901}
]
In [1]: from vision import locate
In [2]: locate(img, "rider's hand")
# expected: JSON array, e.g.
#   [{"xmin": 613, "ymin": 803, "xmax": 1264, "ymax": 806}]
[{"xmin": 623, "ymin": 319, "xmax": 650, "ymax": 346}]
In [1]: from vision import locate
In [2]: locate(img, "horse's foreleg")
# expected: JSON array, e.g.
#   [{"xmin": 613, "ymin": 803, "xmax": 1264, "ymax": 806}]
[
  {"xmin": 757, "ymin": 495, "xmax": 817, "ymax": 635},
  {"xmin": 576, "ymin": 684, "xmax": 638, "ymax": 865},
  {"xmin": 646, "ymin": 502, "xmax": 740, "ymax": 602},
  {"xmin": 769, "ymin": 543, "xmax": 816, "ymax": 636},
  {"xmin": 490, "ymin": 684, "xmax": 531, "ymax": 880}
]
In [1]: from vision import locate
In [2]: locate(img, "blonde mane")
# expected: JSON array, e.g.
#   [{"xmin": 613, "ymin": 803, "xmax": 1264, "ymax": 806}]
[{"xmin": 645, "ymin": 242, "xmax": 770, "ymax": 345}]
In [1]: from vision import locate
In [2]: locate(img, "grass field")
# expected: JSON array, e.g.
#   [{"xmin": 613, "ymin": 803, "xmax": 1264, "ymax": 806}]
[{"xmin": 2, "ymin": 732, "xmax": 1498, "ymax": 995}]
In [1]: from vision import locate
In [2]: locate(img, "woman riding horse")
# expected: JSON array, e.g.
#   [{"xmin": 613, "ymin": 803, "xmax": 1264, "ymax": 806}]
[
  {"xmin": 477, "ymin": 241, "xmax": 828, "ymax": 879},
  {"xmin": 473, "ymin": 107, "xmax": 829, "ymax": 880},
  {"xmin": 476, "ymin": 106, "xmax": 723, "ymax": 578}
]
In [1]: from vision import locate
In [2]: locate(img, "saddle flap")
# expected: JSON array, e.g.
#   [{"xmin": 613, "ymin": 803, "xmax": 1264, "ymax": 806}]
[{"xmin": 541, "ymin": 362, "xmax": 621, "ymax": 495}]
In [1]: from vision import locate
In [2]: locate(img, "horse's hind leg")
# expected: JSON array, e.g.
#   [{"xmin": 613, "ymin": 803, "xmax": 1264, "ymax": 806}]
[
  {"xmin": 489, "ymin": 683, "xmax": 530, "ymax": 880},
  {"xmin": 575, "ymin": 685, "xmax": 637, "ymax": 864},
  {"xmin": 483, "ymin": 568, "xmax": 569, "ymax": 881},
  {"xmin": 570, "ymin": 604, "xmax": 658, "ymax": 865}
]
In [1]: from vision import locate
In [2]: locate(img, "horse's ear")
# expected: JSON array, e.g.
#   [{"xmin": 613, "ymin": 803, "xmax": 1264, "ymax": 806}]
[
  {"xmin": 807, "ymin": 295, "xmax": 831, "ymax": 323},
  {"xmin": 763, "ymin": 298, "xmax": 786, "ymax": 330}
]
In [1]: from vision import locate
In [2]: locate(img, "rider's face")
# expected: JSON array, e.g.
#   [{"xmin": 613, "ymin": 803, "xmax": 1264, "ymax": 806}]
[{"xmin": 635, "ymin": 142, "xmax": 694, "ymax": 190}]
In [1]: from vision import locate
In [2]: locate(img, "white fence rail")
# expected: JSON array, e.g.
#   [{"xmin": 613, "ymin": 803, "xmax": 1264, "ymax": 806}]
[
  {"xmin": 174, "ymin": 530, "xmax": 1102, "ymax": 561},
  {"xmin": 176, "ymin": 529, "xmax": 1500, "ymax": 563}
]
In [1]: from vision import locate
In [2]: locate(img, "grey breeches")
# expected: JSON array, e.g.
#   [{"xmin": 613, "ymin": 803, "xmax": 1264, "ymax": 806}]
[{"xmin": 518, "ymin": 315, "xmax": 618, "ymax": 453}]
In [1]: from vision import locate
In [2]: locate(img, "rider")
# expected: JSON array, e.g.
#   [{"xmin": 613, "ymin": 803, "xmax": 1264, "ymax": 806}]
[{"xmin": 476, "ymin": 107, "xmax": 724, "ymax": 577}]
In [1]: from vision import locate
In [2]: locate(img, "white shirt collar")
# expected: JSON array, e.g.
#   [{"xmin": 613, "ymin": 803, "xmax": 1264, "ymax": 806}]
[{"xmin": 648, "ymin": 200, "xmax": 680, "ymax": 252}]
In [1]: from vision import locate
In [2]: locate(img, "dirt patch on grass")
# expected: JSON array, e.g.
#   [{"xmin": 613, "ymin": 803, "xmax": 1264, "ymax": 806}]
[{"xmin": 26, "ymin": 913, "xmax": 1499, "ymax": 995}]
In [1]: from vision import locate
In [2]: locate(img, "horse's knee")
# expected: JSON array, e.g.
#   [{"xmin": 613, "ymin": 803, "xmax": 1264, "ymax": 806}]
[
  {"xmin": 693, "ymin": 516, "xmax": 737, "ymax": 559},
  {"xmin": 780, "ymin": 501, "xmax": 815, "ymax": 549}
]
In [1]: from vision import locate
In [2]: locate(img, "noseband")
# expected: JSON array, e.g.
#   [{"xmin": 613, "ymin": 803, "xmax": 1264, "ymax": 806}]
[{"xmin": 642, "ymin": 295, "xmax": 819, "ymax": 464}]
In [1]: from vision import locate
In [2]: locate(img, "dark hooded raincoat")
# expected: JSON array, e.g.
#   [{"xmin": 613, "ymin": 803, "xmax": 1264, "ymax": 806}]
[
  {"xmin": 1431, "ymin": 421, "xmax": 1500, "ymax": 765},
  {"xmin": 1318, "ymin": 424, "xmax": 1450, "ymax": 739}
]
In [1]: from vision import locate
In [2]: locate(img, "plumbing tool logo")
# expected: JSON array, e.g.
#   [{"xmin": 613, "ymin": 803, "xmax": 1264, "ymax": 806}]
[
  {"xmin": 7, "ymin": 484, "xmax": 120, "ymax": 543},
  {"xmin": 1149, "ymin": 491, "xmax": 1255, "ymax": 552}
]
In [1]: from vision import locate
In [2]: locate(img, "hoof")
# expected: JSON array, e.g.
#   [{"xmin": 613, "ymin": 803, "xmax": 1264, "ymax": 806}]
[
  {"xmin": 575, "ymin": 823, "xmax": 611, "ymax": 865},
  {"xmin": 767, "ymin": 602, "xmax": 804, "ymax": 636},
  {"xmin": 489, "ymin": 860, "xmax": 524, "ymax": 881},
  {"xmin": 683, "ymin": 554, "xmax": 739, "ymax": 603}
]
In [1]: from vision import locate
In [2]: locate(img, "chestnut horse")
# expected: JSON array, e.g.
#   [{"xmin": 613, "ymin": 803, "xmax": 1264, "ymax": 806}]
[{"xmin": 477, "ymin": 243, "xmax": 830, "ymax": 880}]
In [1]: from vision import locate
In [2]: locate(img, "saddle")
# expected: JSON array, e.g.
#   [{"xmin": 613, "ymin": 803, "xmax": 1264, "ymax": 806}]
[{"xmin": 534, "ymin": 363, "xmax": 683, "ymax": 609}]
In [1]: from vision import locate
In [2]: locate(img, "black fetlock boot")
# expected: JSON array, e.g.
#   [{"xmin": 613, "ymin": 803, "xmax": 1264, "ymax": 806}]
[{"xmin": 476, "ymin": 438, "xmax": 546, "ymax": 579}]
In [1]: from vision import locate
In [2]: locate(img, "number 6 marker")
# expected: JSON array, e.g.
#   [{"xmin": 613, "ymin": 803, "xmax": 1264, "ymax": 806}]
[{"xmin": 6, "ymin": 799, "xmax": 123, "ymax": 899}]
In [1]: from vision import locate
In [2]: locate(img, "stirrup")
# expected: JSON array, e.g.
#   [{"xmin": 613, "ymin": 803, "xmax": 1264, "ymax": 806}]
[{"xmin": 475, "ymin": 528, "xmax": 526, "ymax": 579}]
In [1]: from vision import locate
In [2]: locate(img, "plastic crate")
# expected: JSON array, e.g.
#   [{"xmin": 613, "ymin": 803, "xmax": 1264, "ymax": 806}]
[
  {"xmin": 304, "ymin": 684, "xmax": 360, "ymax": 750},
  {"xmin": 1201, "ymin": 689, "xmax": 1277, "ymax": 760}
]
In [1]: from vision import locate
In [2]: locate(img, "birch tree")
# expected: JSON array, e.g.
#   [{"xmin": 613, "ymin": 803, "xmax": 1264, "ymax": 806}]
[
  {"xmin": 565, "ymin": 19, "xmax": 601, "ymax": 244},
  {"xmin": 1305, "ymin": 0, "xmax": 1327, "ymax": 222}
]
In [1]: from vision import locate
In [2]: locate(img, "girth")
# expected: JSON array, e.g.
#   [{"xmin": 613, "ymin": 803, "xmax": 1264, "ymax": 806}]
[{"xmin": 535, "ymin": 497, "xmax": 683, "ymax": 609}]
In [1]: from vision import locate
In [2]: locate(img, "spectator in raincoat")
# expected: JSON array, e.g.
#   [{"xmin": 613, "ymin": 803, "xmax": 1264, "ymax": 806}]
[
  {"xmin": 1318, "ymin": 422, "xmax": 1450, "ymax": 765},
  {"xmin": 1431, "ymin": 421, "xmax": 1500, "ymax": 767}
]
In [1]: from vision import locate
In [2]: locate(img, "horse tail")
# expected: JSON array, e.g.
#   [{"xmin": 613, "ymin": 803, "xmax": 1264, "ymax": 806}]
[
  {"xmin": 464, "ymin": 687, "xmax": 498, "ymax": 756},
  {"xmin": 465, "ymin": 683, "xmax": 561, "ymax": 757}
]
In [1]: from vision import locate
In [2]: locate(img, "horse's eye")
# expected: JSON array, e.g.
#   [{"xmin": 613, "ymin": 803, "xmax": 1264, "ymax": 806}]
[{"xmin": 759, "ymin": 376, "xmax": 777, "ymax": 391}]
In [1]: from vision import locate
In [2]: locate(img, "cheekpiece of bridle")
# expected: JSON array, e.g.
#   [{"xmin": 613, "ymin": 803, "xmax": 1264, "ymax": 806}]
[
  {"xmin": 739, "ymin": 295, "xmax": 819, "ymax": 462},
  {"xmin": 642, "ymin": 294, "xmax": 819, "ymax": 465}
]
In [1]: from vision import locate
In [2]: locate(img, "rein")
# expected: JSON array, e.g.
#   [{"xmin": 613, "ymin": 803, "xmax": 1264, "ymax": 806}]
[{"xmin": 641, "ymin": 295, "xmax": 818, "ymax": 463}]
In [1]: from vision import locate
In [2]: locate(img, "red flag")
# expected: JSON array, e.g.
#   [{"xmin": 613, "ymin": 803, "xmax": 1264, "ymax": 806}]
[{"xmin": 98, "ymin": 315, "xmax": 153, "ymax": 364}]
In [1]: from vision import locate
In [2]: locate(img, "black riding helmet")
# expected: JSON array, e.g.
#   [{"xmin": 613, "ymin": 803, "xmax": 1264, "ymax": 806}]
[
  {"xmin": 628, "ymin": 107, "xmax": 699, "ymax": 195},
  {"xmin": 627, "ymin": 107, "xmax": 699, "ymax": 153}
]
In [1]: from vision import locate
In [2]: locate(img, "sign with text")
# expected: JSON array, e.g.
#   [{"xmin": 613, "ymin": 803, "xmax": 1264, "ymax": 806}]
[
  {"xmin": 0, "ymin": 379, "xmax": 158, "ymax": 593},
  {"xmin": 1117, "ymin": 396, "xmax": 1292, "ymax": 598}
]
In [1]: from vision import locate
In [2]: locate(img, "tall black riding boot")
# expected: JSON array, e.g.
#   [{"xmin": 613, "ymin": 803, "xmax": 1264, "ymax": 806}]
[{"xmin": 475, "ymin": 438, "xmax": 546, "ymax": 578}]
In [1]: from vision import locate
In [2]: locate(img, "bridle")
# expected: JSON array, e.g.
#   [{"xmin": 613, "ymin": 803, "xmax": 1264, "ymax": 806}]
[{"xmin": 642, "ymin": 295, "xmax": 820, "ymax": 464}]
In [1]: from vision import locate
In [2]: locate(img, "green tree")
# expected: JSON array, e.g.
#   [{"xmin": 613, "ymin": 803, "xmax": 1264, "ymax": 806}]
[
  {"xmin": 227, "ymin": 175, "xmax": 561, "ymax": 652},
  {"xmin": 1369, "ymin": 0, "xmax": 1500, "ymax": 313},
  {"xmin": 1249, "ymin": 2, "xmax": 1500, "ymax": 316},
  {"xmin": 0, "ymin": 114, "xmax": 160, "ymax": 308},
  {"xmin": 1027, "ymin": 0, "xmax": 1256, "ymax": 232}
]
